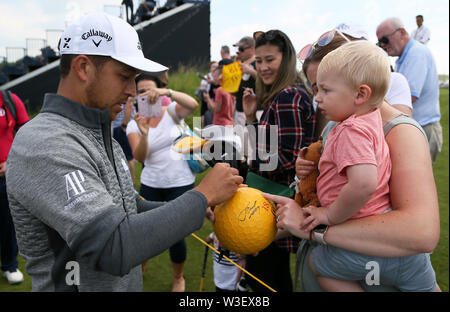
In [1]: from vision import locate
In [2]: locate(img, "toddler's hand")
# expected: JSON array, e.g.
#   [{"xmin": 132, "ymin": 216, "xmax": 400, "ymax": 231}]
[
  {"xmin": 300, "ymin": 206, "xmax": 330, "ymax": 232},
  {"xmin": 295, "ymin": 148, "xmax": 316, "ymax": 179}
]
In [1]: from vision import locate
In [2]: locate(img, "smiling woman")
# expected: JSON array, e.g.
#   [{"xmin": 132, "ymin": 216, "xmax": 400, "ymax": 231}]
[{"xmin": 241, "ymin": 29, "xmax": 315, "ymax": 292}]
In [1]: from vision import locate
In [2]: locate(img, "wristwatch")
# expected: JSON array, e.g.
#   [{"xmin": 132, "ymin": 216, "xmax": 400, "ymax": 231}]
[
  {"xmin": 312, "ymin": 224, "xmax": 328, "ymax": 245},
  {"xmin": 168, "ymin": 89, "xmax": 173, "ymax": 99}
]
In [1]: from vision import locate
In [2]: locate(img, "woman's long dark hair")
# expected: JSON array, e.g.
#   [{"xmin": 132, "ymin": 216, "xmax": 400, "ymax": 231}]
[{"xmin": 254, "ymin": 30, "xmax": 298, "ymax": 108}]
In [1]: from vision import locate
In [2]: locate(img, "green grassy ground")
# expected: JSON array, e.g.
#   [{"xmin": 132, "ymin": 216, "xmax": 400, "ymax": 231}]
[
  {"xmin": 0, "ymin": 71, "xmax": 448, "ymax": 292},
  {"xmin": 431, "ymin": 88, "xmax": 449, "ymax": 291}
]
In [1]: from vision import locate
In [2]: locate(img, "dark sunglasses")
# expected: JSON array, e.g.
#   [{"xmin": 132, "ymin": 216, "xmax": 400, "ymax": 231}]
[
  {"xmin": 377, "ymin": 29, "xmax": 400, "ymax": 46},
  {"xmin": 238, "ymin": 46, "xmax": 251, "ymax": 52},
  {"xmin": 297, "ymin": 29, "xmax": 349, "ymax": 61}
]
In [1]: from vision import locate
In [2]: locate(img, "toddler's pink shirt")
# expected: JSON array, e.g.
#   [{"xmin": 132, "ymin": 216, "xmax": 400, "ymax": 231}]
[{"xmin": 317, "ymin": 109, "xmax": 391, "ymax": 219}]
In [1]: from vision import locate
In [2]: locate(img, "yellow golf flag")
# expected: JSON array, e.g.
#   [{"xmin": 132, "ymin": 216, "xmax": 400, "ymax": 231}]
[{"xmin": 222, "ymin": 61, "xmax": 242, "ymax": 93}]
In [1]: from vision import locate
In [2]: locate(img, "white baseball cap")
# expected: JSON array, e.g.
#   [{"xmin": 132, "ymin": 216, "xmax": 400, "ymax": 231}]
[
  {"xmin": 335, "ymin": 22, "xmax": 369, "ymax": 40},
  {"xmin": 59, "ymin": 12, "xmax": 168, "ymax": 73}
]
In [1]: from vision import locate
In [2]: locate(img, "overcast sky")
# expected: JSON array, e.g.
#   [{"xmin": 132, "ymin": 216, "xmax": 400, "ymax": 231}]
[{"xmin": 0, "ymin": 0, "xmax": 448, "ymax": 74}]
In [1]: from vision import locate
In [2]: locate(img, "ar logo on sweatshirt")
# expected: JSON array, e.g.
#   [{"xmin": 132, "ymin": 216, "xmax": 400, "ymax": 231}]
[{"xmin": 65, "ymin": 170, "xmax": 86, "ymax": 200}]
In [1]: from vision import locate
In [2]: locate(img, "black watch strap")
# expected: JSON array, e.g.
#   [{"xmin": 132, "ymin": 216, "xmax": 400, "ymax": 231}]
[
  {"xmin": 312, "ymin": 224, "xmax": 328, "ymax": 245},
  {"xmin": 313, "ymin": 224, "xmax": 328, "ymax": 233}
]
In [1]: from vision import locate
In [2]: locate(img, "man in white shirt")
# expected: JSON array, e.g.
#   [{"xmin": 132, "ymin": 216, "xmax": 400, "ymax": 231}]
[{"xmin": 411, "ymin": 15, "xmax": 430, "ymax": 45}]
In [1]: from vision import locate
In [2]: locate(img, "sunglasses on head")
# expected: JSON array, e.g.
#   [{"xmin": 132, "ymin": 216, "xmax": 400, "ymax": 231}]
[
  {"xmin": 253, "ymin": 30, "xmax": 280, "ymax": 42},
  {"xmin": 297, "ymin": 29, "xmax": 349, "ymax": 61},
  {"xmin": 377, "ymin": 28, "xmax": 400, "ymax": 46}
]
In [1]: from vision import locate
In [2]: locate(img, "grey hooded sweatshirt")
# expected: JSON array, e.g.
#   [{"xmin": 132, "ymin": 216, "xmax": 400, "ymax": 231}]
[{"xmin": 6, "ymin": 94, "xmax": 207, "ymax": 291}]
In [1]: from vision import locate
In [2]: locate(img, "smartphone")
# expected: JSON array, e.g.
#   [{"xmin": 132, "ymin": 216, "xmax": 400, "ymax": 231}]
[
  {"xmin": 137, "ymin": 95, "xmax": 162, "ymax": 118},
  {"xmin": 148, "ymin": 97, "xmax": 162, "ymax": 118},
  {"xmin": 137, "ymin": 95, "xmax": 150, "ymax": 117}
]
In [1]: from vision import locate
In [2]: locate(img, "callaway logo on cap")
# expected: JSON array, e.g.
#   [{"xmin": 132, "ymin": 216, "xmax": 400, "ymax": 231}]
[{"xmin": 59, "ymin": 12, "xmax": 168, "ymax": 73}]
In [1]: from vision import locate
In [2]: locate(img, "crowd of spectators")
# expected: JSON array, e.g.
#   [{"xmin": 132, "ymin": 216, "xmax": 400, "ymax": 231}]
[{"xmin": 0, "ymin": 10, "xmax": 444, "ymax": 294}]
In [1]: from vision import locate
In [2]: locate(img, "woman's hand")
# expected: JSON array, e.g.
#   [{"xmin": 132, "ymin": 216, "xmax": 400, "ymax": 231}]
[
  {"xmin": 147, "ymin": 88, "xmax": 162, "ymax": 104},
  {"xmin": 262, "ymin": 192, "xmax": 310, "ymax": 240},
  {"xmin": 134, "ymin": 113, "xmax": 150, "ymax": 137},
  {"xmin": 242, "ymin": 87, "xmax": 257, "ymax": 123},
  {"xmin": 295, "ymin": 148, "xmax": 316, "ymax": 179}
]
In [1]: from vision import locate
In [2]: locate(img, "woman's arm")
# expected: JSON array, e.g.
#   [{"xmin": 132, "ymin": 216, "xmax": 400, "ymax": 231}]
[
  {"xmin": 169, "ymin": 89, "xmax": 198, "ymax": 119},
  {"xmin": 324, "ymin": 124, "xmax": 440, "ymax": 257},
  {"xmin": 127, "ymin": 118, "xmax": 149, "ymax": 163},
  {"xmin": 140, "ymin": 87, "xmax": 198, "ymax": 120},
  {"xmin": 128, "ymin": 132, "xmax": 147, "ymax": 163}
]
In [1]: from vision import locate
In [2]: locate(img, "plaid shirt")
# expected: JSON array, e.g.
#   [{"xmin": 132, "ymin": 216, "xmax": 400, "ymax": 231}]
[{"xmin": 249, "ymin": 82, "xmax": 315, "ymax": 253}]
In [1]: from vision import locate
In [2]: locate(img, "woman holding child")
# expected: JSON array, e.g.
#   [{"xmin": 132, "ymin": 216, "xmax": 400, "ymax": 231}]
[
  {"xmin": 241, "ymin": 29, "xmax": 316, "ymax": 292},
  {"xmin": 264, "ymin": 30, "xmax": 441, "ymax": 292}
]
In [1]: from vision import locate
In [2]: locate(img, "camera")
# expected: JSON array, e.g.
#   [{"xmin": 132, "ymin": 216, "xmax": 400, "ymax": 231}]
[
  {"xmin": 195, "ymin": 87, "xmax": 207, "ymax": 100},
  {"xmin": 196, "ymin": 72, "xmax": 207, "ymax": 80}
]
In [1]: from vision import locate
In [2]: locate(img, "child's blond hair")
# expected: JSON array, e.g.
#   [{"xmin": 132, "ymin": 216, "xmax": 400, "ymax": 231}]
[{"xmin": 318, "ymin": 40, "xmax": 391, "ymax": 107}]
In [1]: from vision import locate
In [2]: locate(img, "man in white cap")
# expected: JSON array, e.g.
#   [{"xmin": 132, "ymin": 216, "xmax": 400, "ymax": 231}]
[{"xmin": 5, "ymin": 12, "xmax": 243, "ymax": 292}]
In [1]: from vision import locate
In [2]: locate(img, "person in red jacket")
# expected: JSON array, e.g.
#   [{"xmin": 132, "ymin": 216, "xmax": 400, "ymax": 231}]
[{"xmin": 0, "ymin": 90, "xmax": 29, "ymax": 285}]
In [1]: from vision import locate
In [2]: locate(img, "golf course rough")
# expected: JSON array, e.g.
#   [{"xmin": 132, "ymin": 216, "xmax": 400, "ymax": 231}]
[{"xmin": 213, "ymin": 187, "xmax": 277, "ymax": 255}]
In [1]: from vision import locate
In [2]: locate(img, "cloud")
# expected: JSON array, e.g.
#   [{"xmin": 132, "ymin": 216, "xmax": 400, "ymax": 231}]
[
  {"xmin": 210, "ymin": 0, "xmax": 326, "ymax": 61},
  {"xmin": 1, "ymin": 0, "xmax": 448, "ymax": 74},
  {"xmin": 0, "ymin": 0, "xmax": 122, "ymax": 59},
  {"xmin": 0, "ymin": 2, "xmax": 50, "ymax": 45},
  {"xmin": 211, "ymin": 0, "xmax": 448, "ymax": 74},
  {"xmin": 0, "ymin": 2, "xmax": 59, "ymax": 59}
]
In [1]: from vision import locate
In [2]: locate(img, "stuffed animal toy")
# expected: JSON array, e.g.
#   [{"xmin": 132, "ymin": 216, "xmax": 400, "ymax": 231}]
[{"xmin": 294, "ymin": 139, "xmax": 323, "ymax": 208}]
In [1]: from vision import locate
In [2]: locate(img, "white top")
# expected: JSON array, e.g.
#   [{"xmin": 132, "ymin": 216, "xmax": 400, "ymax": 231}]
[
  {"xmin": 386, "ymin": 72, "xmax": 413, "ymax": 110},
  {"xmin": 411, "ymin": 25, "xmax": 431, "ymax": 44},
  {"xmin": 126, "ymin": 102, "xmax": 195, "ymax": 188},
  {"xmin": 211, "ymin": 234, "xmax": 240, "ymax": 290}
]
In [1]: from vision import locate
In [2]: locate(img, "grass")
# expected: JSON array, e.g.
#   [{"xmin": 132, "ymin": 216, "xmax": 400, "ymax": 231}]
[
  {"xmin": 1, "ymin": 70, "xmax": 448, "ymax": 292},
  {"xmin": 431, "ymin": 88, "xmax": 449, "ymax": 292}
]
